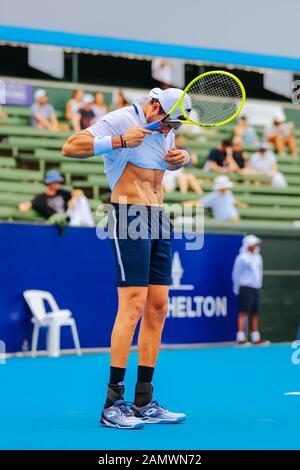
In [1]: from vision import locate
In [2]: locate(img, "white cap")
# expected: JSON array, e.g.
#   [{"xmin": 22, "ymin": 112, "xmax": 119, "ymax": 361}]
[
  {"xmin": 83, "ymin": 93, "xmax": 94, "ymax": 104},
  {"xmin": 149, "ymin": 87, "xmax": 191, "ymax": 120},
  {"xmin": 243, "ymin": 234, "xmax": 262, "ymax": 247},
  {"xmin": 213, "ymin": 175, "xmax": 234, "ymax": 191},
  {"xmin": 34, "ymin": 89, "xmax": 47, "ymax": 101}
]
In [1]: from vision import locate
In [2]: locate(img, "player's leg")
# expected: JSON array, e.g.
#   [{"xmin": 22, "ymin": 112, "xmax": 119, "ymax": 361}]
[
  {"xmin": 132, "ymin": 284, "xmax": 185, "ymax": 423},
  {"xmin": 131, "ymin": 210, "xmax": 185, "ymax": 423},
  {"xmin": 100, "ymin": 204, "xmax": 151, "ymax": 429},
  {"xmin": 100, "ymin": 286, "xmax": 148, "ymax": 429},
  {"xmin": 135, "ymin": 284, "xmax": 169, "ymax": 402}
]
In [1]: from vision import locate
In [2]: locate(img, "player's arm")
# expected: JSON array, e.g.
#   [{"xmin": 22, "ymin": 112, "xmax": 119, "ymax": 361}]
[{"xmin": 62, "ymin": 126, "xmax": 152, "ymax": 158}]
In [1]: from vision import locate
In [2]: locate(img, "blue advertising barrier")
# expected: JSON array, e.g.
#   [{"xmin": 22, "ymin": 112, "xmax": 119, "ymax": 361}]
[{"xmin": 0, "ymin": 224, "xmax": 242, "ymax": 353}]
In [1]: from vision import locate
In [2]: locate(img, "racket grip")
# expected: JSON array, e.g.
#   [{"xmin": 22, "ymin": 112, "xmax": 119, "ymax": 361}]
[{"xmin": 144, "ymin": 121, "xmax": 162, "ymax": 131}]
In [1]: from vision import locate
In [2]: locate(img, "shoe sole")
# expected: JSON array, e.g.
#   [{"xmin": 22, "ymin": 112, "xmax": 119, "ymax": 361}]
[
  {"xmin": 140, "ymin": 416, "xmax": 186, "ymax": 424},
  {"xmin": 100, "ymin": 417, "xmax": 144, "ymax": 430}
]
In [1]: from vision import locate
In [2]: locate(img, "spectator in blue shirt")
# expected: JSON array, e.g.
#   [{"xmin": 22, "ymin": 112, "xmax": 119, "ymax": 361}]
[
  {"xmin": 232, "ymin": 235, "xmax": 264, "ymax": 344},
  {"xmin": 184, "ymin": 176, "xmax": 247, "ymax": 220},
  {"xmin": 201, "ymin": 175, "xmax": 247, "ymax": 221}
]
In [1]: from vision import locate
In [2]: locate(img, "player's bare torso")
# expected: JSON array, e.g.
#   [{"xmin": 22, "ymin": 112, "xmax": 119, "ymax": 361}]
[{"xmin": 111, "ymin": 162, "xmax": 164, "ymax": 206}]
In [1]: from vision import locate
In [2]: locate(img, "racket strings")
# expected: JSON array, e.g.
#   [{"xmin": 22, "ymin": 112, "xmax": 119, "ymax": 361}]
[{"xmin": 186, "ymin": 74, "xmax": 244, "ymax": 126}]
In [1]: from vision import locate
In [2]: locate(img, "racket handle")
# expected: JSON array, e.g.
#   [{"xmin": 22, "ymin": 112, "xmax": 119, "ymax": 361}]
[{"xmin": 144, "ymin": 121, "xmax": 162, "ymax": 131}]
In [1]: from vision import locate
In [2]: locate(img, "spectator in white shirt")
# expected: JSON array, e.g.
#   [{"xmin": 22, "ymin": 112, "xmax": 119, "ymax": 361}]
[
  {"xmin": 234, "ymin": 116, "xmax": 259, "ymax": 146},
  {"xmin": 65, "ymin": 89, "xmax": 84, "ymax": 128},
  {"xmin": 31, "ymin": 89, "xmax": 59, "ymax": 131},
  {"xmin": 249, "ymin": 143, "xmax": 287, "ymax": 187},
  {"xmin": 232, "ymin": 235, "xmax": 263, "ymax": 345}
]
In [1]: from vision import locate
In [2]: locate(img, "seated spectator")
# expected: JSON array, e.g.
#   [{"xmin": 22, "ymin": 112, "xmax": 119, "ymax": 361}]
[
  {"xmin": 249, "ymin": 143, "xmax": 287, "ymax": 187},
  {"xmin": 265, "ymin": 118, "xmax": 298, "ymax": 156},
  {"xmin": 170, "ymin": 134, "xmax": 203, "ymax": 194},
  {"xmin": 110, "ymin": 91, "xmax": 129, "ymax": 111},
  {"xmin": 231, "ymin": 138, "xmax": 257, "ymax": 175},
  {"xmin": 234, "ymin": 116, "xmax": 259, "ymax": 146},
  {"xmin": 203, "ymin": 139, "xmax": 239, "ymax": 173},
  {"xmin": 31, "ymin": 89, "xmax": 60, "ymax": 131},
  {"xmin": 93, "ymin": 92, "xmax": 108, "ymax": 120},
  {"xmin": 18, "ymin": 169, "xmax": 94, "ymax": 227},
  {"xmin": 185, "ymin": 176, "xmax": 248, "ymax": 221},
  {"xmin": 73, "ymin": 94, "xmax": 96, "ymax": 132},
  {"xmin": 65, "ymin": 89, "xmax": 84, "ymax": 128},
  {"xmin": 0, "ymin": 106, "xmax": 7, "ymax": 119}
]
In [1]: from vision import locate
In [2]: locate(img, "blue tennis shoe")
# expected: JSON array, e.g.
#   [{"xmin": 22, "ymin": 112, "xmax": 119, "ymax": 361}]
[{"xmin": 100, "ymin": 400, "xmax": 144, "ymax": 429}]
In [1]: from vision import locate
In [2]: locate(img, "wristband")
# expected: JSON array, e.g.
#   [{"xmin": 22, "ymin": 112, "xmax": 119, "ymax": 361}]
[{"xmin": 93, "ymin": 136, "xmax": 113, "ymax": 155}]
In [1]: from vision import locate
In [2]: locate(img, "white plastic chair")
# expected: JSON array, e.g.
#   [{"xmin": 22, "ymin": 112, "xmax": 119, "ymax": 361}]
[{"xmin": 23, "ymin": 290, "xmax": 81, "ymax": 357}]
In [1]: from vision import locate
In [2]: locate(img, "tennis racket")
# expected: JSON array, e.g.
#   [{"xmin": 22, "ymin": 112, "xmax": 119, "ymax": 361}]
[{"xmin": 145, "ymin": 70, "xmax": 246, "ymax": 130}]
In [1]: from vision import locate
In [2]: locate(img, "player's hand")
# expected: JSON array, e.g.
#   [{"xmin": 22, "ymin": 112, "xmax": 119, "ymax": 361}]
[
  {"xmin": 123, "ymin": 126, "xmax": 152, "ymax": 148},
  {"xmin": 164, "ymin": 148, "xmax": 187, "ymax": 166}
]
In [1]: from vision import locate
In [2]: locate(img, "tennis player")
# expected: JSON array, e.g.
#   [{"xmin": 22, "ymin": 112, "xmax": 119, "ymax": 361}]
[{"xmin": 62, "ymin": 88, "xmax": 191, "ymax": 429}]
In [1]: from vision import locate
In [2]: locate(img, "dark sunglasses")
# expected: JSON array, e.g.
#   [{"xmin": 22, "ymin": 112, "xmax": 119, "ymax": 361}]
[{"xmin": 163, "ymin": 121, "xmax": 183, "ymax": 130}]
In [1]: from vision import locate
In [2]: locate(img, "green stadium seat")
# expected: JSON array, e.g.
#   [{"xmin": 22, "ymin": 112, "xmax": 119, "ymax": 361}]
[
  {"xmin": 0, "ymin": 157, "xmax": 16, "ymax": 168},
  {"xmin": 0, "ymin": 168, "xmax": 42, "ymax": 182},
  {"xmin": 0, "ymin": 180, "xmax": 45, "ymax": 194},
  {"xmin": 0, "ymin": 126, "xmax": 71, "ymax": 139}
]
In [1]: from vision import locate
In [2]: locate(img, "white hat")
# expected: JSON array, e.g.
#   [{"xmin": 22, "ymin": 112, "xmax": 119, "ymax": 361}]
[
  {"xmin": 149, "ymin": 87, "xmax": 191, "ymax": 120},
  {"xmin": 243, "ymin": 234, "xmax": 262, "ymax": 247},
  {"xmin": 213, "ymin": 175, "xmax": 234, "ymax": 191},
  {"xmin": 83, "ymin": 93, "xmax": 94, "ymax": 104},
  {"xmin": 34, "ymin": 89, "xmax": 47, "ymax": 101}
]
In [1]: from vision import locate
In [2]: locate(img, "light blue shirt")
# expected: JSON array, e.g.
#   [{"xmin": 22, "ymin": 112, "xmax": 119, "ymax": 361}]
[
  {"xmin": 202, "ymin": 190, "xmax": 239, "ymax": 221},
  {"xmin": 232, "ymin": 249, "xmax": 263, "ymax": 294},
  {"xmin": 87, "ymin": 101, "xmax": 175, "ymax": 189}
]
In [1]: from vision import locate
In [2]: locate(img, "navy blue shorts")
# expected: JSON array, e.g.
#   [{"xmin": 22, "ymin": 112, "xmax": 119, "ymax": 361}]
[
  {"xmin": 239, "ymin": 286, "xmax": 260, "ymax": 315},
  {"xmin": 108, "ymin": 204, "xmax": 173, "ymax": 287}
]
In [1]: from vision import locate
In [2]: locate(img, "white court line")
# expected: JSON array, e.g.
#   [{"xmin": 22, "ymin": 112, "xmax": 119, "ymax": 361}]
[{"xmin": 284, "ymin": 392, "xmax": 300, "ymax": 396}]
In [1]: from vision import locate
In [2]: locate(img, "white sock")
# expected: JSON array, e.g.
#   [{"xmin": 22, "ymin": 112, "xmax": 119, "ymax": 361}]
[
  {"xmin": 251, "ymin": 331, "xmax": 261, "ymax": 343},
  {"xmin": 236, "ymin": 331, "xmax": 246, "ymax": 342}
]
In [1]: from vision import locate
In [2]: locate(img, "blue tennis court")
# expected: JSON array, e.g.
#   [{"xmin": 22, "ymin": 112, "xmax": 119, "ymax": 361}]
[{"xmin": 0, "ymin": 344, "xmax": 299, "ymax": 450}]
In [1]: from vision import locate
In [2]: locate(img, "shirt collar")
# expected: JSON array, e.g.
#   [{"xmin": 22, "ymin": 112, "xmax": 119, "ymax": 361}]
[{"xmin": 132, "ymin": 100, "xmax": 147, "ymax": 126}]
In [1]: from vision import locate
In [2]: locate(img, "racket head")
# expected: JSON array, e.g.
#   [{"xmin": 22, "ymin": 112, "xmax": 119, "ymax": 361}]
[{"xmin": 177, "ymin": 71, "xmax": 246, "ymax": 127}]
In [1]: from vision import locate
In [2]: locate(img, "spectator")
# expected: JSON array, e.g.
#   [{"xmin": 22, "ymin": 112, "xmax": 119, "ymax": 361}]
[
  {"xmin": 18, "ymin": 169, "xmax": 94, "ymax": 227},
  {"xmin": 31, "ymin": 89, "xmax": 59, "ymax": 131},
  {"xmin": 186, "ymin": 176, "xmax": 247, "ymax": 221},
  {"xmin": 65, "ymin": 89, "xmax": 84, "ymax": 127},
  {"xmin": 171, "ymin": 134, "xmax": 203, "ymax": 194},
  {"xmin": 201, "ymin": 176, "xmax": 247, "ymax": 221},
  {"xmin": 265, "ymin": 118, "xmax": 298, "ymax": 156},
  {"xmin": 110, "ymin": 91, "xmax": 129, "ymax": 111},
  {"xmin": 231, "ymin": 138, "xmax": 257, "ymax": 175},
  {"xmin": 249, "ymin": 143, "xmax": 287, "ymax": 187},
  {"xmin": 73, "ymin": 94, "xmax": 96, "ymax": 132},
  {"xmin": 93, "ymin": 92, "xmax": 108, "ymax": 120},
  {"xmin": 203, "ymin": 139, "xmax": 238, "ymax": 173},
  {"xmin": 234, "ymin": 116, "xmax": 259, "ymax": 146},
  {"xmin": 232, "ymin": 235, "xmax": 263, "ymax": 345}
]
